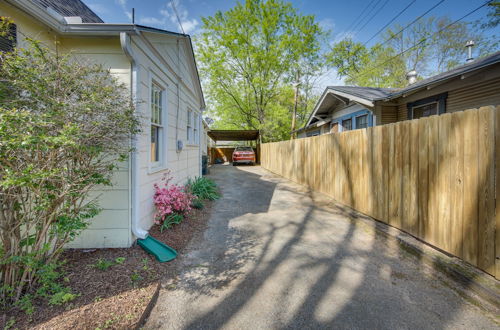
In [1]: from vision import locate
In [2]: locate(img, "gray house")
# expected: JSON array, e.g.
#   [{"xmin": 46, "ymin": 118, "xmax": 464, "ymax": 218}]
[{"xmin": 298, "ymin": 51, "xmax": 500, "ymax": 137}]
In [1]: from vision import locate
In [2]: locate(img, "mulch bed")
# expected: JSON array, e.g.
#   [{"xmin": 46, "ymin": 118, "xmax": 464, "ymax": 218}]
[{"xmin": 1, "ymin": 201, "xmax": 213, "ymax": 330}]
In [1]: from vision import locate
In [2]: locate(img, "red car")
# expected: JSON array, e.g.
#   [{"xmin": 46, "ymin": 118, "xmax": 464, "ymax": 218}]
[{"xmin": 232, "ymin": 146, "xmax": 256, "ymax": 165}]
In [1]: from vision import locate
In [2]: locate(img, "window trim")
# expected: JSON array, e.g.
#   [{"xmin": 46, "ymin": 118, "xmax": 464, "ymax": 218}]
[
  {"xmin": 148, "ymin": 73, "xmax": 168, "ymax": 173},
  {"xmin": 186, "ymin": 109, "xmax": 200, "ymax": 146},
  {"xmin": 330, "ymin": 109, "xmax": 373, "ymax": 132},
  {"xmin": 355, "ymin": 113, "xmax": 369, "ymax": 129},
  {"xmin": 407, "ymin": 92, "xmax": 447, "ymax": 120}
]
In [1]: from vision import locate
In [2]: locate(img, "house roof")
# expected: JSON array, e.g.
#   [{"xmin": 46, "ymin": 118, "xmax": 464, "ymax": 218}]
[
  {"xmin": 326, "ymin": 86, "xmax": 396, "ymax": 102},
  {"xmin": 31, "ymin": 0, "xmax": 103, "ymax": 23},
  {"xmin": 388, "ymin": 50, "xmax": 500, "ymax": 99},
  {"xmin": 303, "ymin": 51, "xmax": 500, "ymax": 130}
]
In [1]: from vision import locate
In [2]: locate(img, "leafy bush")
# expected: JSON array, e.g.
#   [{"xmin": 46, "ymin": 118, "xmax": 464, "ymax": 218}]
[
  {"xmin": 153, "ymin": 171, "xmax": 194, "ymax": 229},
  {"xmin": 94, "ymin": 258, "xmax": 115, "ymax": 271},
  {"xmin": 192, "ymin": 199, "xmax": 204, "ymax": 209},
  {"xmin": 186, "ymin": 177, "xmax": 220, "ymax": 201},
  {"xmin": 48, "ymin": 291, "xmax": 79, "ymax": 306},
  {"xmin": 160, "ymin": 213, "xmax": 184, "ymax": 232},
  {"xmin": 0, "ymin": 22, "xmax": 139, "ymax": 306}
]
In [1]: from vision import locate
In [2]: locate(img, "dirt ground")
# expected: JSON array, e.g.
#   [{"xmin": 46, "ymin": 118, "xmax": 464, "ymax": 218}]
[{"xmin": 1, "ymin": 201, "xmax": 213, "ymax": 330}]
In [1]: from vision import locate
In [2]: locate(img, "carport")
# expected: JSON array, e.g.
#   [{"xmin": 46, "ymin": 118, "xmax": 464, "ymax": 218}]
[{"xmin": 207, "ymin": 130, "xmax": 260, "ymax": 164}]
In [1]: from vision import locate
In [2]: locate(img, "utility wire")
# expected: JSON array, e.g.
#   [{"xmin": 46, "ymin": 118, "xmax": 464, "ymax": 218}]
[
  {"xmin": 344, "ymin": 0, "xmax": 378, "ymax": 32},
  {"xmin": 363, "ymin": 0, "xmax": 416, "ymax": 46},
  {"xmin": 170, "ymin": 0, "xmax": 186, "ymax": 35},
  {"xmin": 351, "ymin": 0, "xmax": 384, "ymax": 34},
  {"xmin": 351, "ymin": 0, "xmax": 492, "ymax": 79},
  {"xmin": 376, "ymin": 0, "xmax": 446, "ymax": 49},
  {"xmin": 354, "ymin": 0, "xmax": 392, "ymax": 35}
]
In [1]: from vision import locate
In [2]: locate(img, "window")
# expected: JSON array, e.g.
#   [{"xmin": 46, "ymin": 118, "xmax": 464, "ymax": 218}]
[
  {"xmin": 412, "ymin": 102, "xmax": 438, "ymax": 119},
  {"xmin": 0, "ymin": 19, "xmax": 16, "ymax": 53},
  {"xmin": 187, "ymin": 109, "xmax": 193, "ymax": 143},
  {"xmin": 407, "ymin": 92, "xmax": 447, "ymax": 119},
  {"xmin": 355, "ymin": 115, "xmax": 368, "ymax": 129},
  {"xmin": 150, "ymin": 83, "xmax": 164, "ymax": 165},
  {"xmin": 193, "ymin": 112, "xmax": 199, "ymax": 144},
  {"xmin": 342, "ymin": 118, "xmax": 352, "ymax": 131},
  {"xmin": 306, "ymin": 130, "xmax": 320, "ymax": 137}
]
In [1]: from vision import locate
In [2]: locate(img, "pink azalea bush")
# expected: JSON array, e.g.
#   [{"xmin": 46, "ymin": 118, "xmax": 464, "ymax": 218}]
[{"xmin": 153, "ymin": 171, "xmax": 194, "ymax": 226}]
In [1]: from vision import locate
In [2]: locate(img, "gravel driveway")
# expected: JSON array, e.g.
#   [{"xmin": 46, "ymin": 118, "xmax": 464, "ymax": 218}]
[{"xmin": 145, "ymin": 164, "xmax": 498, "ymax": 330}]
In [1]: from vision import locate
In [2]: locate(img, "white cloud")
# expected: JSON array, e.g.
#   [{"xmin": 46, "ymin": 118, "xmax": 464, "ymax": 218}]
[
  {"xmin": 162, "ymin": 0, "xmax": 200, "ymax": 34},
  {"xmin": 138, "ymin": 16, "xmax": 166, "ymax": 26},
  {"xmin": 115, "ymin": 0, "xmax": 132, "ymax": 21}
]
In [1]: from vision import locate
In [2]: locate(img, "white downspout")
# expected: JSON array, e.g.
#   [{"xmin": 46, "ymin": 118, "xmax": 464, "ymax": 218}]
[{"xmin": 120, "ymin": 31, "xmax": 148, "ymax": 240}]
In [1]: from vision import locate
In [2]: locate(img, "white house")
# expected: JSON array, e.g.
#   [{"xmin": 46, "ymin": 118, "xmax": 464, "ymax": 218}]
[{"xmin": 0, "ymin": 0, "xmax": 206, "ymax": 248}]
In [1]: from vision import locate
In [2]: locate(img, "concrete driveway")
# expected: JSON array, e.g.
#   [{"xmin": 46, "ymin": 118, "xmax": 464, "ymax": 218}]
[{"xmin": 146, "ymin": 165, "xmax": 498, "ymax": 329}]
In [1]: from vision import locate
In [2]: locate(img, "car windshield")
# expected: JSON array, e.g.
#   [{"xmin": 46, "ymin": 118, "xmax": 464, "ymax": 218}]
[{"xmin": 235, "ymin": 147, "xmax": 253, "ymax": 151}]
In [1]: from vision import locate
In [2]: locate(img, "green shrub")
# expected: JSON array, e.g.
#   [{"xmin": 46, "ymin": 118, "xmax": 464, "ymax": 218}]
[
  {"xmin": 186, "ymin": 177, "xmax": 220, "ymax": 201},
  {"xmin": 49, "ymin": 291, "xmax": 79, "ymax": 306},
  {"xmin": 114, "ymin": 257, "xmax": 126, "ymax": 265},
  {"xmin": 160, "ymin": 213, "xmax": 184, "ymax": 232},
  {"xmin": 0, "ymin": 26, "xmax": 139, "ymax": 306},
  {"xmin": 192, "ymin": 199, "xmax": 204, "ymax": 209},
  {"xmin": 94, "ymin": 258, "xmax": 114, "ymax": 271}
]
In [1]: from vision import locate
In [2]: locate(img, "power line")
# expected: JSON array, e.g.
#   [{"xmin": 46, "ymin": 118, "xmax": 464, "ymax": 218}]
[
  {"xmin": 351, "ymin": 0, "xmax": 384, "ymax": 34},
  {"xmin": 351, "ymin": 0, "xmax": 493, "ymax": 79},
  {"xmin": 170, "ymin": 0, "xmax": 186, "ymax": 35},
  {"xmin": 377, "ymin": 0, "xmax": 446, "ymax": 49},
  {"xmin": 353, "ymin": 0, "xmax": 391, "ymax": 35},
  {"xmin": 363, "ymin": 0, "xmax": 416, "ymax": 46},
  {"xmin": 344, "ymin": 0, "xmax": 378, "ymax": 32}
]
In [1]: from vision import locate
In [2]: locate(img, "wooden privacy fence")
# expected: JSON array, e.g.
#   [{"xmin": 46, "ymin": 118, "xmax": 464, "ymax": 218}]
[{"xmin": 261, "ymin": 106, "xmax": 499, "ymax": 278}]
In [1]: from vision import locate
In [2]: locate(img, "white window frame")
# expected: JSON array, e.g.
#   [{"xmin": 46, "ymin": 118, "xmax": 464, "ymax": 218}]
[
  {"xmin": 149, "ymin": 76, "xmax": 167, "ymax": 173},
  {"xmin": 187, "ymin": 109, "xmax": 193, "ymax": 144},
  {"xmin": 193, "ymin": 112, "xmax": 199, "ymax": 145},
  {"xmin": 411, "ymin": 101, "xmax": 438, "ymax": 119}
]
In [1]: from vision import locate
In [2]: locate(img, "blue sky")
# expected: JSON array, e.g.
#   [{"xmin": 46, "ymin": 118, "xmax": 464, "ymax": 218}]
[{"xmin": 83, "ymin": 0, "xmax": 497, "ymax": 87}]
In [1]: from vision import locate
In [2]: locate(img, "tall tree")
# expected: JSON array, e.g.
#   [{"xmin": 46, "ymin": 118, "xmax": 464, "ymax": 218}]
[
  {"xmin": 327, "ymin": 16, "xmax": 494, "ymax": 88},
  {"xmin": 196, "ymin": 0, "xmax": 324, "ymax": 141}
]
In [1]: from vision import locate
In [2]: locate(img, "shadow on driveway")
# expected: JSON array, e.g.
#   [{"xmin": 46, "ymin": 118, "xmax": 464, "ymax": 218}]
[{"xmin": 145, "ymin": 165, "xmax": 498, "ymax": 329}]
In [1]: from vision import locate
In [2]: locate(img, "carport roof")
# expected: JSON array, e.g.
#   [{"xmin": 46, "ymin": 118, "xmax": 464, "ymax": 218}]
[{"xmin": 208, "ymin": 130, "xmax": 260, "ymax": 142}]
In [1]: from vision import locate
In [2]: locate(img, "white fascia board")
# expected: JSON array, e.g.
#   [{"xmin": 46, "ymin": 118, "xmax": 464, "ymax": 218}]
[
  {"xmin": 305, "ymin": 89, "xmax": 330, "ymax": 127},
  {"xmin": 329, "ymin": 90, "xmax": 374, "ymax": 107}
]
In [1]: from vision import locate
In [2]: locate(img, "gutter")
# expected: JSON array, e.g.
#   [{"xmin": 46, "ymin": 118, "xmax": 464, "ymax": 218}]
[{"xmin": 120, "ymin": 31, "xmax": 148, "ymax": 240}]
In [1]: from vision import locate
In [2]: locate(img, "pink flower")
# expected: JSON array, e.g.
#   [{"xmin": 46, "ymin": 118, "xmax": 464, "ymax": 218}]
[{"xmin": 153, "ymin": 171, "xmax": 194, "ymax": 227}]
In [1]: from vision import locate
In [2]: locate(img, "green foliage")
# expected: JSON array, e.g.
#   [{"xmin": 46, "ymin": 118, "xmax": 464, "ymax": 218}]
[
  {"xmin": 160, "ymin": 213, "xmax": 184, "ymax": 232},
  {"xmin": 192, "ymin": 199, "xmax": 204, "ymax": 210},
  {"xmin": 48, "ymin": 291, "xmax": 79, "ymax": 306},
  {"xmin": 114, "ymin": 257, "xmax": 126, "ymax": 265},
  {"xmin": 130, "ymin": 271, "xmax": 142, "ymax": 283},
  {"xmin": 197, "ymin": 0, "xmax": 325, "ymax": 141},
  {"xmin": 186, "ymin": 177, "xmax": 220, "ymax": 201},
  {"xmin": 0, "ymin": 35, "xmax": 139, "ymax": 305},
  {"xmin": 327, "ymin": 16, "xmax": 496, "ymax": 87},
  {"xmin": 94, "ymin": 258, "xmax": 115, "ymax": 271}
]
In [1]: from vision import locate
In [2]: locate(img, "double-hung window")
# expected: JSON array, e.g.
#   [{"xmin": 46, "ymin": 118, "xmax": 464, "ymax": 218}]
[
  {"xmin": 193, "ymin": 113, "xmax": 199, "ymax": 144},
  {"xmin": 151, "ymin": 83, "xmax": 164, "ymax": 166},
  {"xmin": 342, "ymin": 118, "xmax": 352, "ymax": 131},
  {"xmin": 355, "ymin": 115, "xmax": 368, "ymax": 129},
  {"xmin": 407, "ymin": 93, "xmax": 447, "ymax": 119},
  {"xmin": 187, "ymin": 109, "xmax": 193, "ymax": 143}
]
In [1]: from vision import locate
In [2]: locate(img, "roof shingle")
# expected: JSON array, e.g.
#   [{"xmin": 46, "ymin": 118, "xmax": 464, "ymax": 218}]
[{"xmin": 32, "ymin": 0, "xmax": 103, "ymax": 23}]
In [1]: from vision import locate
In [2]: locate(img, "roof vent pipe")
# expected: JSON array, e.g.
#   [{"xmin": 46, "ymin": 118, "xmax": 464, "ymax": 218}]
[
  {"xmin": 465, "ymin": 40, "xmax": 475, "ymax": 63},
  {"xmin": 406, "ymin": 70, "xmax": 417, "ymax": 85}
]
